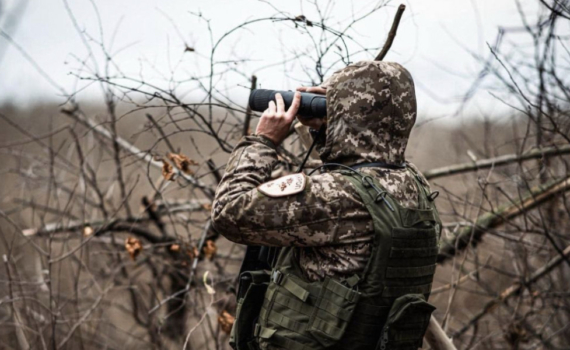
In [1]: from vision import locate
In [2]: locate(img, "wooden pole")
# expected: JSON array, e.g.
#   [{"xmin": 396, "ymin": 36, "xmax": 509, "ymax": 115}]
[{"xmin": 425, "ymin": 316, "xmax": 457, "ymax": 350}]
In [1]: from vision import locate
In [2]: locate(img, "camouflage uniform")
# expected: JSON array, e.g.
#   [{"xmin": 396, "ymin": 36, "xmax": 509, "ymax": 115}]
[{"xmin": 212, "ymin": 60, "xmax": 429, "ymax": 281}]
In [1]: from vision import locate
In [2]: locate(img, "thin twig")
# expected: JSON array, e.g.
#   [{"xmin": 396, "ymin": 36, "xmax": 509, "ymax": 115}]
[{"xmin": 375, "ymin": 4, "xmax": 406, "ymax": 61}]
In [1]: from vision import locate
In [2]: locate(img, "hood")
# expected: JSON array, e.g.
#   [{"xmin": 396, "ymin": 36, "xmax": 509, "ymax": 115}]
[{"xmin": 316, "ymin": 60, "xmax": 417, "ymax": 166}]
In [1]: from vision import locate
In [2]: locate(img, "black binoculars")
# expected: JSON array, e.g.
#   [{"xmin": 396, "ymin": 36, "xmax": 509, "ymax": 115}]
[{"xmin": 248, "ymin": 89, "xmax": 327, "ymax": 119}]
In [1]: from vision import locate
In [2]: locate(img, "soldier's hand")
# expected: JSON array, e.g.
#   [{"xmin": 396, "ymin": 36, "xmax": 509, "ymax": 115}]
[
  {"xmin": 256, "ymin": 92, "xmax": 301, "ymax": 146},
  {"xmin": 296, "ymin": 86, "xmax": 327, "ymax": 130},
  {"xmin": 296, "ymin": 86, "xmax": 326, "ymax": 95}
]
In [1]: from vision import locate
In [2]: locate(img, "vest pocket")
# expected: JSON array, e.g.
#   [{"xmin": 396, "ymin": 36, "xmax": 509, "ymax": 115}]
[
  {"xmin": 231, "ymin": 271, "xmax": 270, "ymax": 350},
  {"xmin": 378, "ymin": 294, "xmax": 435, "ymax": 350},
  {"xmin": 307, "ymin": 277, "xmax": 361, "ymax": 347}
]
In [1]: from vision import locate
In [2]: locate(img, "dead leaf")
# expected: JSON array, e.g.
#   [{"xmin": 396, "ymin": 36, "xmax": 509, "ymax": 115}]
[
  {"xmin": 83, "ymin": 225, "xmax": 94, "ymax": 237},
  {"xmin": 162, "ymin": 160, "xmax": 175, "ymax": 181},
  {"xmin": 218, "ymin": 310, "xmax": 235, "ymax": 334},
  {"xmin": 203, "ymin": 271, "xmax": 215, "ymax": 294},
  {"xmin": 125, "ymin": 237, "xmax": 143, "ymax": 260},
  {"xmin": 202, "ymin": 203, "xmax": 212, "ymax": 211},
  {"xmin": 203, "ymin": 240, "xmax": 217, "ymax": 260},
  {"xmin": 170, "ymin": 244, "xmax": 180, "ymax": 252},
  {"xmin": 294, "ymin": 14, "xmax": 312, "ymax": 26},
  {"xmin": 187, "ymin": 246, "xmax": 199, "ymax": 260},
  {"xmin": 168, "ymin": 153, "xmax": 198, "ymax": 175}
]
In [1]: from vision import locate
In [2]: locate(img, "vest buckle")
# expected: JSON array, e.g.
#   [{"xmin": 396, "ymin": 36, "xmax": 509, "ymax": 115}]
[{"xmin": 271, "ymin": 270, "xmax": 284, "ymax": 285}]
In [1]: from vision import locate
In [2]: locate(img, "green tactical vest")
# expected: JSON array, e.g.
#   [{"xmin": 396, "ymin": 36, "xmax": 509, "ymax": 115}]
[{"xmin": 231, "ymin": 167, "xmax": 441, "ymax": 350}]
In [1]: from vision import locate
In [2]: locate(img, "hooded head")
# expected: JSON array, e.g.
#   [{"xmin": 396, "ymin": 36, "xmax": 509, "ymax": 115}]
[{"xmin": 316, "ymin": 61, "xmax": 417, "ymax": 166}]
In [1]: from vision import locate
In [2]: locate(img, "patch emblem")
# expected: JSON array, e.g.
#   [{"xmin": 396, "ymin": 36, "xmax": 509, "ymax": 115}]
[{"xmin": 258, "ymin": 173, "xmax": 307, "ymax": 198}]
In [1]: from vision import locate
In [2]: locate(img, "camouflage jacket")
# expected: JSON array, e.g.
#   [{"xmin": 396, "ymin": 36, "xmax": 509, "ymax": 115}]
[{"xmin": 212, "ymin": 61, "xmax": 430, "ymax": 281}]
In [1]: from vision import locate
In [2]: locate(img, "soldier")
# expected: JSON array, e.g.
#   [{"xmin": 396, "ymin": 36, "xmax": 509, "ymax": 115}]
[{"xmin": 212, "ymin": 60, "xmax": 441, "ymax": 350}]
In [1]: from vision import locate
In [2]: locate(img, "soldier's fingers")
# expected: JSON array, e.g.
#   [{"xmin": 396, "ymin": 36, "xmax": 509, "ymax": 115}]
[
  {"xmin": 286, "ymin": 92, "xmax": 301, "ymax": 120},
  {"xmin": 296, "ymin": 86, "xmax": 308, "ymax": 92},
  {"xmin": 305, "ymin": 86, "xmax": 327, "ymax": 95},
  {"xmin": 275, "ymin": 93, "xmax": 285, "ymax": 115},
  {"xmin": 267, "ymin": 100, "xmax": 276, "ymax": 115}
]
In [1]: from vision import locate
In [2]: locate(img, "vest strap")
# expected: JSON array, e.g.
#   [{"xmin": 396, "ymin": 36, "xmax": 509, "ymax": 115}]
[
  {"xmin": 263, "ymin": 307, "xmax": 308, "ymax": 334},
  {"xmin": 386, "ymin": 264, "xmax": 437, "ymax": 279},
  {"xmin": 255, "ymin": 324, "xmax": 276, "ymax": 339},
  {"xmin": 273, "ymin": 290, "xmax": 313, "ymax": 316},
  {"xmin": 390, "ymin": 246, "xmax": 439, "ymax": 259},
  {"xmin": 272, "ymin": 271, "xmax": 310, "ymax": 302},
  {"xmin": 392, "ymin": 227, "xmax": 437, "ymax": 240},
  {"xmin": 325, "ymin": 278, "xmax": 359, "ymax": 302},
  {"xmin": 255, "ymin": 325, "xmax": 314, "ymax": 350}
]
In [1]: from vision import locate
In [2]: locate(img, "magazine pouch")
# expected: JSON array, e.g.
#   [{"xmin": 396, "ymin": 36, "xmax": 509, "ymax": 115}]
[{"xmin": 377, "ymin": 294, "xmax": 435, "ymax": 350}]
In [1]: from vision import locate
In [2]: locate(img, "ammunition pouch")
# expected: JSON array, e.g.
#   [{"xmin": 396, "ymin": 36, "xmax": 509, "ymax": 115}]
[
  {"xmin": 254, "ymin": 270, "xmax": 361, "ymax": 350},
  {"xmin": 377, "ymin": 294, "xmax": 435, "ymax": 350}
]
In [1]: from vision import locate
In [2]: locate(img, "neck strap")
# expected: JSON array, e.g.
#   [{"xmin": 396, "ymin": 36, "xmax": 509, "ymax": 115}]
[{"xmin": 350, "ymin": 161, "xmax": 406, "ymax": 170}]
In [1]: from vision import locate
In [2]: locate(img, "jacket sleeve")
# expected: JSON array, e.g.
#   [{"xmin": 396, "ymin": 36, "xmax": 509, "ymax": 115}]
[{"xmin": 211, "ymin": 135, "xmax": 370, "ymax": 247}]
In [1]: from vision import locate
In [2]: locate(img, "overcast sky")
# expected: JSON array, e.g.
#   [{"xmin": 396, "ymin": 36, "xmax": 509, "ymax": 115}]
[{"xmin": 0, "ymin": 0, "xmax": 539, "ymax": 118}]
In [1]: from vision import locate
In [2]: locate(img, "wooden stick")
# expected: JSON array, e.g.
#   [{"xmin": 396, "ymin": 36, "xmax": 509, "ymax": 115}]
[
  {"xmin": 438, "ymin": 176, "xmax": 570, "ymax": 263},
  {"xmin": 243, "ymin": 75, "xmax": 257, "ymax": 136},
  {"xmin": 206, "ymin": 159, "xmax": 223, "ymax": 184},
  {"xmin": 424, "ymin": 144, "xmax": 570, "ymax": 180},
  {"xmin": 375, "ymin": 4, "xmax": 406, "ymax": 61},
  {"xmin": 145, "ymin": 113, "xmax": 177, "ymax": 153},
  {"xmin": 425, "ymin": 316, "xmax": 458, "ymax": 350}
]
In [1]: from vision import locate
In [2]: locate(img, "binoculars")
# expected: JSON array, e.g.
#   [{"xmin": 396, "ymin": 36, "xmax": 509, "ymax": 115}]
[{"xmin": 248, "ymin": 89, "xmax": 327, "ymax": 119}]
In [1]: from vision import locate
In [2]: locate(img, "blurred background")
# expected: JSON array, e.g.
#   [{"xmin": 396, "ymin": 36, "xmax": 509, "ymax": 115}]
[{"xmin": 0, "ymin": 0, "xmax": 569, "ymax": 349}]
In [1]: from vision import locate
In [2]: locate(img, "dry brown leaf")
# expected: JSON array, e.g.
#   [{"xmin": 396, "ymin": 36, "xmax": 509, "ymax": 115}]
[
  {"xmin": 167, "ymin": 152, "xmax": 198, "ymax": 175},
  {"xmin": 187, "ymin": 246, "xmax": 199, "ymax": 260},
  {"xmin": 125, "ymin": 237, "xmax": 143, "ymax": 260},
  {"xmin": 170, "ymin": 244, "xmax": 180, "ymax": 252},
  {"xmin": 162, "ymin": 160, "xmax": 175, "ymax": 181},
  {"xmin": 203, "ymin": 240, "xmax": 217, "ymax": 260},
  {"xmin": 202, "ymin": 203, "xmax": 212, "ymax": 211},
  {"xmin": 218, "ymin": 310, "xmax": 235, "ymax": 334},
  {"xmin": 83, "ymin": 225, "xmax": 94, "ymax": 237}
]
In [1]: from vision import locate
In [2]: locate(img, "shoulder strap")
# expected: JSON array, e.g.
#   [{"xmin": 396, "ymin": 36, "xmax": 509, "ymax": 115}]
[
  {"xmin": 404, "ymin": 165, "xmax": 432, "ymax": 210},
  {"xmin": 342, "ymin": 172, "xmax": 399, "ymax": 284}
]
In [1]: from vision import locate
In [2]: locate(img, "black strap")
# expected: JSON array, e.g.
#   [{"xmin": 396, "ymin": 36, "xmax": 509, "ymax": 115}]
[
  {"xmin": 351, "ymin": 162, "xmax": 406, "ymax": 170},
  {"xmin": 296, "ymin": 124, "xmax": 326, "ymax": 173}
]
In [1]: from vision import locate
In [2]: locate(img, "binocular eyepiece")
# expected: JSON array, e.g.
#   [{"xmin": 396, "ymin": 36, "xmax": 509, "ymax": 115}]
[{"xmin": 248, "ymin": 89, "xmax": 327, "ymax": 119}]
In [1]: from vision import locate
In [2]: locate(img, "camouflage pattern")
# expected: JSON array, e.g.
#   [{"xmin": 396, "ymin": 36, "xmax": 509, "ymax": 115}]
[
  {"xmin": 318, "ymin": 60, "xmax": 417, "ymax": 165},
  {"xmin": 212, "ymin": 61, "xmax": 428, "ymax": 281}
]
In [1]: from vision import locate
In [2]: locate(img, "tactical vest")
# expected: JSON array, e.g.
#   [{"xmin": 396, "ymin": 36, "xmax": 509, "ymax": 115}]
[{"xmin": 231, "ymin": 167, "xmax": 441, "ymax": 350}]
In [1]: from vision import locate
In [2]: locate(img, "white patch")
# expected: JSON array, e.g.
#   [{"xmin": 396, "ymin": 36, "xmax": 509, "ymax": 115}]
[{"xmin": 258, "ymin": 173, "xmax": 307, "ymax": 198}]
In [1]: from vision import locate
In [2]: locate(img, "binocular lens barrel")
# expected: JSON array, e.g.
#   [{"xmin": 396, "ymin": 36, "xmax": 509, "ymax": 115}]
[{"xmin": 248, "ymin": 89, "xmax": 327, "ymax": 119}]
